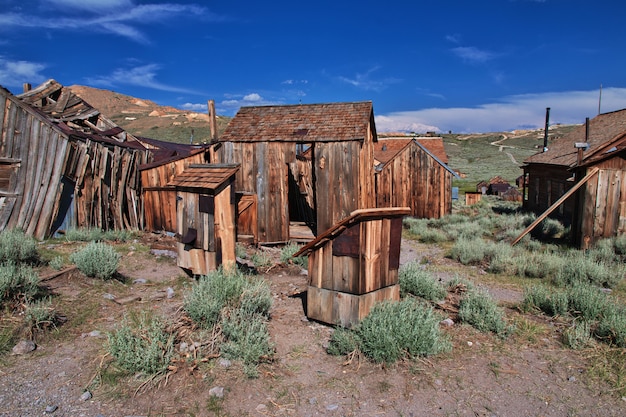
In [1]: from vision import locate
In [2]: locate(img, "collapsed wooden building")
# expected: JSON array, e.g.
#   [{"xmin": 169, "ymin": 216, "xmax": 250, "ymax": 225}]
[
  {"xmin": 522, "ymin": 108, "xmax": 626, "ymax": 247},
  {"xmin": 0, "ymin": 79, "xmax": 206, "ymax": 240},
  {"xmin": 374, "ymin": 136, "xmax": 455, "ymax": 219}
]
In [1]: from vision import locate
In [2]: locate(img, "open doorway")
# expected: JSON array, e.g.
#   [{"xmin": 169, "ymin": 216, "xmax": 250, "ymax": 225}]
[{"xmin": 287, "ymin": 143, "xmax": 316, "ymax": 241}]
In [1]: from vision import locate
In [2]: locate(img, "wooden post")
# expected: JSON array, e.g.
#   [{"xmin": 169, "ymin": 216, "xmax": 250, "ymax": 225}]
[{"xmin": 208, "ymin": 100, "xmax": 217, "ymax": 143}]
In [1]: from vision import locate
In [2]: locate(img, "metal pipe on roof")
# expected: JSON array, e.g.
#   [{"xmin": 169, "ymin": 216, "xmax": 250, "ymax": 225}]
[{"xmin": 543, "ymin": 107, "xmax": 550, "ymax": 152}]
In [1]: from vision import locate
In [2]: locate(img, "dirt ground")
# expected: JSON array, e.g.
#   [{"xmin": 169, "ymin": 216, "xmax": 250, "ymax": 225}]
[{"xmin": 0, "ymin": 234, "xmax": 625, "ymax": 417}]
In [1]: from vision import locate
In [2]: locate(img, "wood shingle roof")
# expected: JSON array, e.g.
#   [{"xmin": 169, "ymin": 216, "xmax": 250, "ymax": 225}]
[
  {"xmin": 524, "ymin": 108, "xmax": 626, "ymax": 168},
  {"xmin": 219, "ymin": 101, "xmax": 374, "ymax": 143}
]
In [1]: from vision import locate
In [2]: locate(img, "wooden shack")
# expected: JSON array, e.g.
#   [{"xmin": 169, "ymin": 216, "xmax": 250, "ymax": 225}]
[
  {"xmin": 0, "ymin": 79, "xmax": 152, "ymax": 239},
  {"xmin": 374, "ymin": 136, "xmax": 456, "ymax": 219},
  {"xmin": 139, "ymin": 145, "xmax": 211, "ymax": 233},
  {"xmin": 214, "ymin": 102, "xmax": 377, "ymax": 244},
  {"xmin": 169, "ymin": 164, "xmax": 239, "ymax": 275},
  {"xmin": 294, "ymin": 207, "xmax": 410, "ymax": 327},
  {"xmin": 522, "ymin": 108, "xmax": 626, "ymax": 247}
]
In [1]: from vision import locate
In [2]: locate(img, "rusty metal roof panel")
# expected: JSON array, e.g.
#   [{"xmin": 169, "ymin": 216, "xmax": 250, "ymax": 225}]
[{"xmin": 219, "ymin": 101, "xmax": 373, "ymax": 143}]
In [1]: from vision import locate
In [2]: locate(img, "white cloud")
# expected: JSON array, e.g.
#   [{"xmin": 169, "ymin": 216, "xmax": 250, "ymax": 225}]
[
  {"xmin": 217, "ymin": 93, "xmax": 283, "ymax": 115},
  {"xmin": 451, "ymin": 46, "xmax": 496, "ymax": 64},
  {"xmin": 86, "ymin": 64, "xmax": 202, "ymax": 94},
  {"xmin": 375, "ymin": 87, "xmax": 626, "ymax": 134},
  {"xmin": 0, "ymin": 2, "xmax": 212, "ymax": 44},
  {"xmin": 243, "ymin": 93, "xmax": 262, "ymax": 102},
  {"xmin": 337, "ymin": 66, "xmax": 401, "ymax": 92},
  {"xmin": 0, "ymin": 57, "xmax": 47, "ymax": 90},
  {"xmin": 180, "ymin": 102, "xmax": 207, "ymax": 112}
]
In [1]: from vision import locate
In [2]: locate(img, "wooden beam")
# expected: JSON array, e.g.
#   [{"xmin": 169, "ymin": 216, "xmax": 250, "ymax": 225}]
[{"xmin": 511, "ymin": 167, "xmax": 599, "ymax": 246}]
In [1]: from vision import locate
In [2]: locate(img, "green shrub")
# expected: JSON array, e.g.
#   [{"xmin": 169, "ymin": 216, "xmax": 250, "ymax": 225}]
[
  {"xmin": 107, "ymin": 310, "xmax": 174, "ymax": 375},
  {"xmin": 24, "ymin": 297, "xmax": 56, "ymax": 330},
  {"xmin": 220, "ymin": 309, "xmax": 274, "ymax": 377},
  {"xmin": 594, "ymin": 305, "xmax": 626, "ymax": 348},
  {"xmin": 0, "ymin": 263, "xmax": 40, "ymax": 304},
  {"xmin": 48, "ymin": 256, "xmax": 64, "ymax": 270},
  {"xmin": 251, "ymin": 250, "xmax": 273, "ymax": 269},
  {"xmin": 521, "ymin": 285, "xmax": 569, "ymax": 317},
  {"xmin": 562, "ymin": 320, "xmax": 592, "ymax": 350},
  {"xmin": 399, "ymin": 262, "xmax": 446, "ymax": 302},
  {"xmin": 64, "ymin": 228, "xmax": 103, "ymax": 242},
  {"xmin": 459, "ymin": 288, "xmax": 511, "ymax": 338},
  {"xmin": 102, "ymin": 229, "xmax": 133, "ymax": 242},
  {"xmin": 327, "ymin": 327, "xmax": 360, "ymax": 356},
  {"xmin": 70, "ymin": 241, "xmax": 120, "ymax": 280},
  {"xmin": 238, "ymin": 277, "xmax": 273, "ymax": 317},
  {"xmin": 567, "ymin": 284, "xmax": 610, "ymax": 321},
  {"xmin": 0, "ymin": 229, "xmax": 38, "ymax": 265},
  {"xmin": 553, "ymin": 254, "xmax": 622, "ymax": 288},
  {"xmin": 354, "ymin": 299, "xmax": 450, "ymax": 363},
  {"xmin": 184, "ymin": 268, "xmax": 248, "ymax": 328},
  {"xmin": 449, "ymin": 237, "xmax": 500, "ymax": 266},
  {"xmin": 281, "ymin": 242, "xmax": 308, "ymax": 268}
]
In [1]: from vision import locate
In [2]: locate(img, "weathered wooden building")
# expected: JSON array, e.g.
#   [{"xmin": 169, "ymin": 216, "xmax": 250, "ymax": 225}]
[
  {"xmin": 294, "ymin": 207, "xmax": 409, "ymax": 327},
  {"xmin": 0, "ymin": 79, "xmax": 154, "ymax": 239},
  {"xmin": 214, "ymin": 102, "xmax": 377, "ymax": 244},
  {"xmin": 139, "ymin": 144, "xmax": 211, "ymax": 233},
  {"xmin": 522, "ymin": 108, "xmax": 626, "ymax": 247},
  {"xmin": 374, "ymin": 136, "xmax": 455, "ymax": 219},
  {"xmin": 169, "ymin": 164, "xmax": 238, "ymax": 275}
]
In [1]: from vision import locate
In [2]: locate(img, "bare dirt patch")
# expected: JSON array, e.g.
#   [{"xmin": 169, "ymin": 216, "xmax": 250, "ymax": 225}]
[{"xmin": 0, "ymin": 235, "xmax": 624, "ymax": 417}]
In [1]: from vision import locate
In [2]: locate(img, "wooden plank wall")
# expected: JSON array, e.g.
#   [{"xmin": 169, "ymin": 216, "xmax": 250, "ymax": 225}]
[
  {"xmin": 308, "ymin": 217, "xmax": 400, "ymax": 295},
  {"xmin": 68, "ymin": 140, "xmax": 148, "ymax": 233},
  {"xmin": 315, "ymin": 141, "xmax": 362, "ymax": 233},
  {"xmin": 579, "ymin": 166, "xmax": 626, "ymax": 247},
  {"xmin": 0, "ymin": 91, "xmax": 149, "ymax": 239},
  {"xmin": 141, "ymin": 153, "xmax": 206, "ymax": 233},
  {"xmin": 376, "ymin": 142, "xmax": 452, "ymax": 219},
  {"xmin": 0, "ymin": 94, "xmax": 66, "ymax": 239},
  {"xmin": 176, "ymin": 182, "xmax": 236, "ymax": 274}
]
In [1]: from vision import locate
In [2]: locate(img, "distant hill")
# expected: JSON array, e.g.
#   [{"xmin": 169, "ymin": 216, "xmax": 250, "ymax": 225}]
[
  {"xmin": 441, "ymin": 124, "xmax": 580, "ymax": 192},
  {"xmin": 68, "ymin": 85, "xmax": 231, "ymax": 144}
]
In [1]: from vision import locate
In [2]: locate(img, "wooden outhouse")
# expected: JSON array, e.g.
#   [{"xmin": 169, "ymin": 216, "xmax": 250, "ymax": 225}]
[
  {"xmin": 522, "ymin": 108, "xmax": 626, "ymax": 247},
  {"xmin": 214, "ymin": 102, "xmax": 377, "ymax": 244},
  {"xmin": 169, "ymin": 164, "xmax": 239, "ymax": 275},
  {"xmin": 374, "ymin": 136, "xmax": 456, "ymax": 219},
  {"xmin": 294, "ymin": 207, "xmax": 410, "ymax": 327},
  {"xmin": 0, "ymin": 79, "xmax": 152, "ymax": 239}
]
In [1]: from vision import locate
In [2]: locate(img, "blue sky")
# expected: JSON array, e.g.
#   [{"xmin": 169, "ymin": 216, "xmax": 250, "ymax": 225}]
[{"xmin": 1, "ymin": 0, "xmax": 625, "ymax": 133}]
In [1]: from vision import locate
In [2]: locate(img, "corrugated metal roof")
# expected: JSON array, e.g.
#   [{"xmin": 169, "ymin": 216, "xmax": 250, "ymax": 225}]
[
  {"xmin": 219, "ymin": 101, "xmax": 374, "ymax": 143},
  {"xmin": 524, "ymin": 108, "xmax": 626, "ymax": 168}
]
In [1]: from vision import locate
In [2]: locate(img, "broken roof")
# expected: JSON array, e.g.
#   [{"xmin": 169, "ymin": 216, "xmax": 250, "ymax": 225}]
[
  {"xmin": 524, "ymin": 108, "xmax": 626, "ymax": 168},
  {"xmin": 219, "ymin": 101, "xmax": 375, "ymax": 143},
  {"xmin": 16, "ymin": 79, "xmax": 144, "ymax": 147}
]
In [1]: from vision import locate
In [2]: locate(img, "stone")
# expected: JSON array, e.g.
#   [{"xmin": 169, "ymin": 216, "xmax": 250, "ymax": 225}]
[
  {"xmin": 12, "ymin": 340, "xmax": 36, "ymax": 355},
  {"xmin": 209, "ymin": 386, "xmax": 224, "ymax": 398},
  {"xmin": 80, "ymin": 391, "xmax": 92, "ymax": 401},
  {"xmin": 166, "ymin": 287, "xmax": 175, "ymax": 299},
  {"xmin": 326, "ymin": 404, "xmax": 339, "ymax": 411},
  {"xmin": 218, "ymin": 358, "xmax": 232, "ymax": 368},
  {"xmin": 44, "ymin": 405, "xmax": 58, "ymax": 413},
  {"xmin": 440, "ymin": 318, "xmax": 454, "ymax": 327}
]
